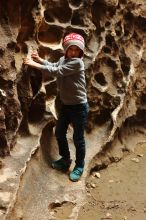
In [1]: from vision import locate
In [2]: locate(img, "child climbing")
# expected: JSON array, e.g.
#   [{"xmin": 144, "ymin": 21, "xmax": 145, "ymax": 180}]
[{"xmin": 23, "ymin": 32, "xmax": 89, "ymax": 181}]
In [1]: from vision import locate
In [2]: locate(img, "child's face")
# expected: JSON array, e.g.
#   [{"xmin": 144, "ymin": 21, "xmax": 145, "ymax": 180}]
[{"xmin": 66, "ymin": 45, "xmax": 82, "ymax": 58}]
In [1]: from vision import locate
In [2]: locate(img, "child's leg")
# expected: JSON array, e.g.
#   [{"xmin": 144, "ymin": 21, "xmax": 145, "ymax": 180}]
[
  {"xmin": 71, "ymin": 103, "xmax": 89, "ymax": 168},
  {"xmin": 55, "ymin": 106, "xmax": 70, "ymax": 160}
]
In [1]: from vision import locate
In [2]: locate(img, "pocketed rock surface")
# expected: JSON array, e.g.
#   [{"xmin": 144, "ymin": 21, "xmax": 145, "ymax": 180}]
[{"xmin": 0, "ymin": 0, "xmax": 146, "ymax": 219}]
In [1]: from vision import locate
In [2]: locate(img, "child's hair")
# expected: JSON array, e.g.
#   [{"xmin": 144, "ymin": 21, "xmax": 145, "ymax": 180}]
[{"xmin": 63, "ymin": 33, "xmax": 85, "ymax": 57}]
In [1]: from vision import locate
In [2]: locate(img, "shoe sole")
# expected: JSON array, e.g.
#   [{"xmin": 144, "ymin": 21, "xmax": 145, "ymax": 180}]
[
  {"xmin": 52, "ymin": 163, "xmax": 71, "ymax": 171},
  {"xmin": 52, "ymin": 166, "xmax": 70, "ymax": 171},
  {"xmin": 69, "ymin": 174, "xmax": 83, "ymax": 182},
  {"xmin": 52, "ymin": 159, "xmax": 72, "ymax": 171}
]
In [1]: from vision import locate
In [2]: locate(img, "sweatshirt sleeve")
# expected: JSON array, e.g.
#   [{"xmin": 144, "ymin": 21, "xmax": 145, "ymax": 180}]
[
  {"xmin": 41, "ymin": 58, "xmax": 84, "ymax": 78},
  {"xmin": 42, "ymin": 60, "xmax": 60, "ymax": 67}
]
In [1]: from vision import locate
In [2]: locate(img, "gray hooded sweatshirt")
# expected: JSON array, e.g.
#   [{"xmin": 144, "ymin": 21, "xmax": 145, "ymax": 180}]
[{"xmin": 41, "ymin": 56, "xmax": 87, "ymax": 105}]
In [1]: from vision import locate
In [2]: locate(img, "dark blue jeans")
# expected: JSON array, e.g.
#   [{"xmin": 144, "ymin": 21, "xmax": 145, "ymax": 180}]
[{"xmin": 55, "ymin": 102, "xmax": 89, "ymax": 168}]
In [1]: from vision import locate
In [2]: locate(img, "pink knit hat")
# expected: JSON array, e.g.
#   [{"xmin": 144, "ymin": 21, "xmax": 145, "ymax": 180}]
[{"xmin": 63, "ymin": 33, "xmax": 85, "ymax": 55}]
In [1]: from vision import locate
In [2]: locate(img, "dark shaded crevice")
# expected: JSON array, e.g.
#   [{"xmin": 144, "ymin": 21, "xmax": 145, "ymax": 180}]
[
  {"xmin": 43, "ymin": 1, "xmax": 72, "ymax": 23},
  {"xmin": 17, "ymin": 0, "xmax": 39, "ymax": 43},
  {"xmin": 28, "ymin": 68, "xmax": 46, "ymax": 123},
  {"xmin": 91, "ymin": 0, "xmax": 116, "ymax": 34},
  {"xmin": 119, "ymin": 49, "xmax": 131, "ymax": 75},
  {"xmin": 115, "ymin": 21, "xmax": 122, "ymax": 37},
  {"xmin": 17, "ymin": 67, "xmax": 32, "ymax": 135},
  {"xmin": 91, "ymin": 0, "xmax": 106, "ymax": 34},
  {"xmin": 0, "ymin": 0, "xmax": 13, "ymax": 38},
  {"xmin": 44, "ymin": 10, "xmax": 54, "ymax": 23},
  {"xmin": 0, "ymin": 136, "xmax": 10, "ymax": 157},
  {"xmin": 119, "ymin": 0, "xmax": 127, "ymax": 4},
  {"xmin": 49, "ymin": 201, "xmax": 73, "ymax": 209},
  {"xmin": 69, "ymin": 0, "xmax": 82, "ymax": 7},
  {"xmin": 105, "ymin": 34, "xmax": 119, "ymax": 53},
  {"xmin": 124, "ymin": 11, "xmax": 134, "ymax": 22},
  {"xmin": 136, "ymin": 16, "xmax": 146, "ymax": 32},
  {"xmin": 94, "ymin": 72, "xmax": 107, "ymax": 86},
  {"xmin": 141, "ymin": 94, "xmax": 146, "ymax": 105},
  {"xmin": 30, "ymin": 69, "xmax": 42, "ymax": 96},
  {"xmin": 130, "ymin": 109, "xmax": 146, "ymax": 126},
  {"xmin": 38, "ymin": 25, "xmax": 63, "ymax": 45},
  {"xmin": 103, "ymin": 46, "xmax": 111, "ymax": 54},
  {"xmin": 94, "ymin": 109, "xmax": 111, "ymax": 125},
  {"xmin": 45, "ymin": 81, "xmax": 57, "ymax": 98},
  {"xmin": 102, "ymin": 94, "xmax": 121, "ymax": 110},
  {"xmin": 71, "ymin": 10, "xmax": 86, "ymax": 26},
  {"xmin": 106, "ymin": 57, "xmax": 118, "ymax": 69},
  {"xmin": 89, "ymin": 158, "xmax": 109, "ymax": 175},
  {"xmin": 28, "ymin": 92, "xmax": 46, "ymax": 123}
]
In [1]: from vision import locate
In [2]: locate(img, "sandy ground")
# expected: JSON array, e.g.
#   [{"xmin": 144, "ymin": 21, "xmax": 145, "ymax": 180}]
[
  {"xmin": 77, "ymin": 142, "xmax": 146, "ymax": 220},
  {"xmin": 53, "ymin": 142, "xmax": 146, "ymax": 220}
]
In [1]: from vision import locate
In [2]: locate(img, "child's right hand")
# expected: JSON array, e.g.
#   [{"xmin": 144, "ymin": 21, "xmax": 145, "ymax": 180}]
[{"xmin": 31, "ymin": 51, "xmax": 40, "ymax": 62}]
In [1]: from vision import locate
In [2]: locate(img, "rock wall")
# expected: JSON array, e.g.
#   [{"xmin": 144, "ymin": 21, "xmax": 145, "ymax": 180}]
[
  {"xmin": 0, "ymin": 0, "xmax": 146, "ymax": 156},
  {"xmin": 0, "ymin": 0, "xmax": 146, "ymax": 219}
]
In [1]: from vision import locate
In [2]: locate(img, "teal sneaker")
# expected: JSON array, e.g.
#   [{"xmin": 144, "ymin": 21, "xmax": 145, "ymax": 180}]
[
  {"xmin": 52, "ymin": 158, "xmax": 72, "ymax": 171},
  {"xmin": 69, "ymin": 166, "xmax": 84, "ymax": 182}
]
